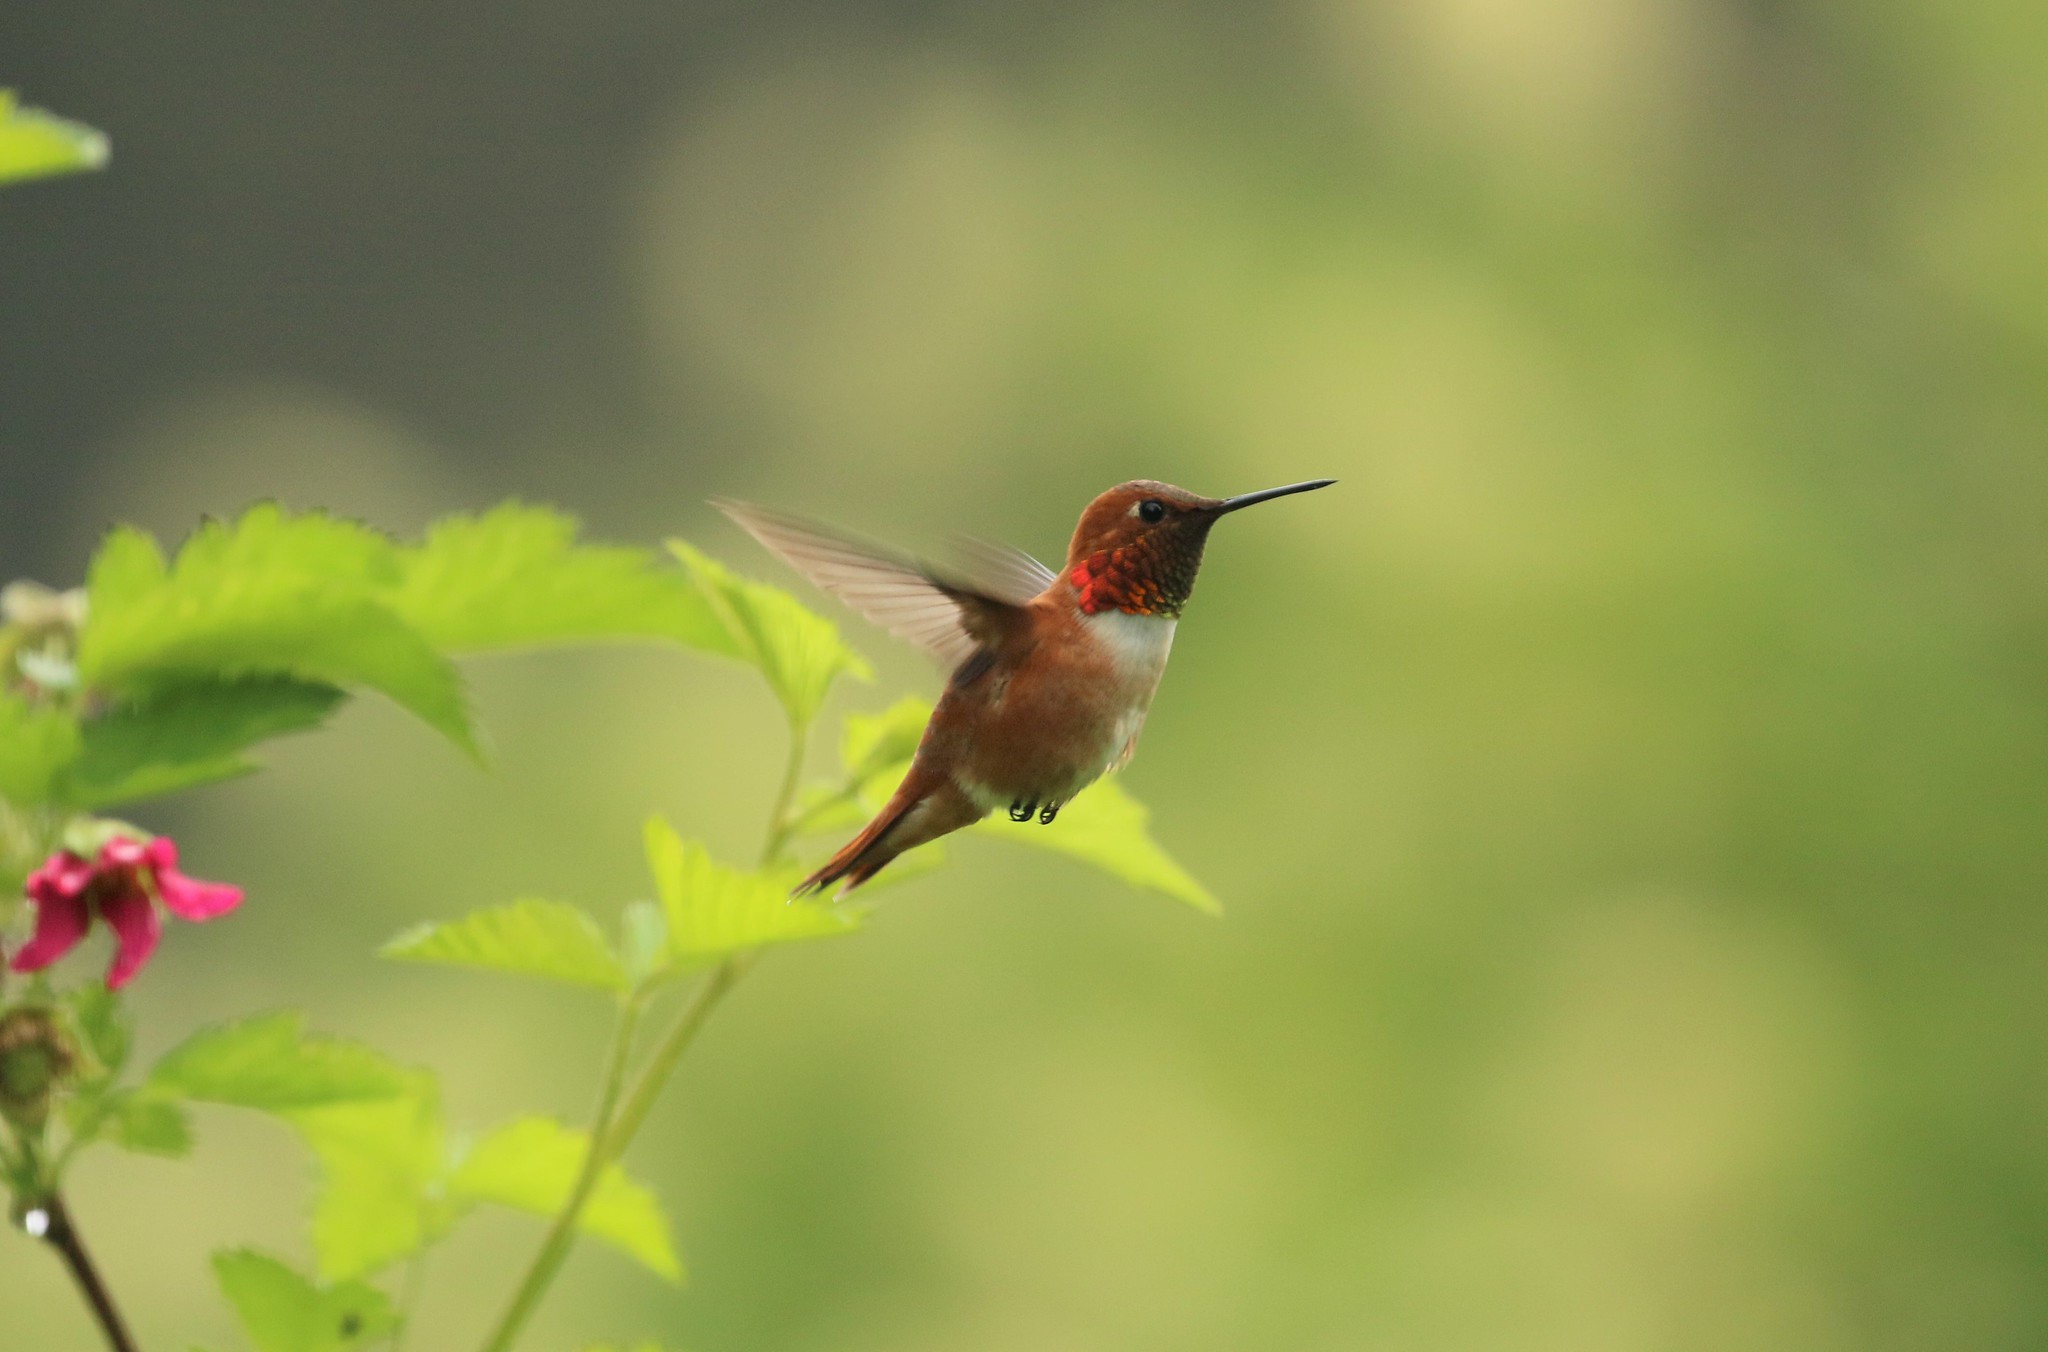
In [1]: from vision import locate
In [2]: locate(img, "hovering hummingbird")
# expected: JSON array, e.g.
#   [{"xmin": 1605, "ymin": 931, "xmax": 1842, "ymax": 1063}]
[{"xmin": 717, "ymin": 478, "xmax": 1335, "ymax": 896}]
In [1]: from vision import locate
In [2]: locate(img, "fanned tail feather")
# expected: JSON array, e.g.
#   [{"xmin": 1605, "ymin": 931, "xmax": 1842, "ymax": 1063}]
[{"xmin": 794, "ymin": 779, "xmax": 926, "ymax": 898}]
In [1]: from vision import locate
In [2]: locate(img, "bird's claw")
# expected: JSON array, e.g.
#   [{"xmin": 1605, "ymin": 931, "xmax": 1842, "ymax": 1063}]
[
  {"xmin": 1038, "ymin": 803, "xmax": 1060, "ymax": 825},
  {"xmin": 1008, "ymin": 800, "xmax": 1036, "ymax": 823}
]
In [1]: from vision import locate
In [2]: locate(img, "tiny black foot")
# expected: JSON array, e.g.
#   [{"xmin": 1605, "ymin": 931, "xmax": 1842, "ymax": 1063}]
[
  {"xmin": 1038, "ymin": 802, "xmax": 1060, "ymax": 825},
  {"xmin": 1009, "ymin": 800, "xmax": 1036, "ymax": 823}
]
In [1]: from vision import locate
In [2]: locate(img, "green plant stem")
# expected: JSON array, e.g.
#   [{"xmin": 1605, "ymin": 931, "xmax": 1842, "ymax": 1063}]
[
  {"xmin": 473, "ymin": 995, "xmax": 643, "ymax": 1352},
  {"xmin": 0, "ymin": 1126, "xmax": 25, "ymax": 1183},
  {"xmin": 759, "ymin": 716, "xmax": 811, "ymax": 864},
  {"xmin": 599, "ymin": 715, "xmax": 803, "ymax": 1154},
  {"xmin": 471, "ymin": 720, "xmax": 809, "ymax": 1352},
  {"xmin": 599, "ymin": 954, "xmax": 751, "ymax": 1158}
]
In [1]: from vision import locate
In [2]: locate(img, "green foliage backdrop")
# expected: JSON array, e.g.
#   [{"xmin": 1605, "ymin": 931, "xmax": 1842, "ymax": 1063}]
[{"xmin": 8, "ymin": 2, "xmax": 2048, "ymax": 1349}]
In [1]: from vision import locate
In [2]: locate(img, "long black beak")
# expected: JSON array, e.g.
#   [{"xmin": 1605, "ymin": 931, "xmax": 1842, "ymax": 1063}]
[{"xmin": 1216, "ymin": 479, "xmax": 1337, "ymax": 514}]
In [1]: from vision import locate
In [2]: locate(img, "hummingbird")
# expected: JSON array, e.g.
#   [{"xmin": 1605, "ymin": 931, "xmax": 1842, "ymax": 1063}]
[{"xmin": 717, "ymin": 478, "xmax": 1335, "ymax": 896}]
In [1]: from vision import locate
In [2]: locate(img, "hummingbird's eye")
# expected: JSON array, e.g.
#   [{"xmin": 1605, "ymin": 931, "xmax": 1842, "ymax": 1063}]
[{"xmin": 1137, "ymin": 499, "xmax": 1166, "ymax": 523}]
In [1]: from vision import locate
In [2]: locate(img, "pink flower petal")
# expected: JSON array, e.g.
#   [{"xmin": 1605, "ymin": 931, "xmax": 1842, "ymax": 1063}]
[
  {"xmin": 142, "ymin": 837, "xmax": 179, "ymax": 871},
  {"xmin": 98, "ymin": 886, "xmax": 163, "ymax": 990},
  {"xmin": 155, "ymin": 869, "xmax": 243, "ymax": 921},
  {"xmin": 10, "ymin": 889, "xmax": 92, "ymax": 974},
  {"xmin": 27, "ymin": 851, "xmax": 93, "ymax": 905},
  {"xmin": 99, "ymin": 836, "xmax": 149, "ymax": 870}
]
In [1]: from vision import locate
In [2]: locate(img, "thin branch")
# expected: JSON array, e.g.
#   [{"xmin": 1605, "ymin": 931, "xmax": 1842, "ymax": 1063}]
[
  {"xmin": 35, "ymin": 1192, "xmax": 140, "ymax": 1352},
  {"xmin": 597, "ymin": 955, "xmax": 749, "ymax": 1160},
  {"xmin": 759, "ymin": 717, "xmax": 813, "ymax": 867},
  {"xmin": 469, "ymin": 715, "xmax": 808, "ymax": 1352},
  {"xmin": 473, "ymin": 995, "xmax": 644, "ymax": 1352}
]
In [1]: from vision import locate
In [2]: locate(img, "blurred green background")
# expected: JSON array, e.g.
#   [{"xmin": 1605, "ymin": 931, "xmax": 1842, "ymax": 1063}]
[{"xmin": 7, "ymin": 2, "xmax": 2048, "ymax": 1348}]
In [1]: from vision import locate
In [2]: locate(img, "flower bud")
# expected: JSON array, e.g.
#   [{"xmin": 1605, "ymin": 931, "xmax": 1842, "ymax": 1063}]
[
  {"xmin": 0, "ymin": 582, "xmax": 87, "ymax": 633},
  {"xmin": 0, "ymin": 1006, "xmax": 77, "ymax": 1131},
  {"xmin": 0, "ymin": 580, "xmax": 88, "ymax": 699}
]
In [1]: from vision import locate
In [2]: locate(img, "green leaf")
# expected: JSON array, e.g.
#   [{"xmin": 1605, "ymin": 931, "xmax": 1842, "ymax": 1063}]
[
  {"xmin": 177, "ymin": 503, "xmax": 403, "ymax": 587},
  {"xmin": 61, "ymin": 676, "xmax": 345, "ymax": 809},
  {"xmin": 285, "ymin": 1077, "xmax": 449, "ymax": 1281},
  {"xmin": 104, "ymin": 1091, "xmax": 195, "ymax": 1157},
  {"xmin": 0, "ymin": 90, "xmax": 108, "ymax": 187},
  {"xmin": 667, "ymin": 540, "xmax": 871, "ymax": 726},
  {"xmin": 581, "ymin": 1344, "xmax": 670, "ymax": 1352},
  {"xmin": 450, "ymin": 1116, "xmax": 683, "ymax": 1282},
  {"xmin": 64, "ymin": 984, "xmax": 130, "ymax": 1076},
  {"xmin": 149, "ymin": 1012, "xmax": 412, "ymax": 1110},
  {"xmin": 389, "ymin": 503, "xmax": 730, "ymax": 655},
  {"xmin": 144, "ymin": 1053, "xmax": 437, "ymax": 1279},
  {"xmin": 643, "ymin": 818, "xmax": 859, "ymax": 965},
  {"xmin": 84, "ymin": 525, "xmax": 168, "ymax": 603},
  {"xmin": 381, "ymin": 898, "xmax": 628, "ymax": 993},
  {"xmin": 974, "ymin": 775, "xmax": 1220, "ymax": 914},
  {"xmin": 212, "ymin": 1249, "xmax": 397, "ymax": 1352},
  {"xmin": 0, "ymin": 689, "xmax": 79, "ymax": 806},
  {"xmin": 839, "ymin": 696, "xmax": 931, "ymax": 782},
  {"xmin": 77, "ymin": 506, "xmax": 477, "ymax": 758}
]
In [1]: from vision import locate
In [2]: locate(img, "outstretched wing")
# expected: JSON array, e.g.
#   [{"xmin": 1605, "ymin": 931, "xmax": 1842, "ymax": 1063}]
[
  {"xmin": 713, "ymin": 500, "xmax": 1047, "ymax": 667},
  {"xmin": 945, "ymin": 534, "xmax": 1058, "ymax": 603}
]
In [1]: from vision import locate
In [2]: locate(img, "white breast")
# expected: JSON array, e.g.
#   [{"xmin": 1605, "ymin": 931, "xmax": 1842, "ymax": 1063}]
[
  {"xmin": 1085, "ymin": 609, "xmax": 1178, "ymax": 689},
  {"xmin": 1076, "ymin": 610, "xmax": 1176, "ymax": 784}
]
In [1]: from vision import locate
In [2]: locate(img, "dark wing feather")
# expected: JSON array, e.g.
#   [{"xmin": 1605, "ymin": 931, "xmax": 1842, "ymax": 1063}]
[{"xmin": 713, "ymin": 500, "xmax": 1042, "ymax": 667}]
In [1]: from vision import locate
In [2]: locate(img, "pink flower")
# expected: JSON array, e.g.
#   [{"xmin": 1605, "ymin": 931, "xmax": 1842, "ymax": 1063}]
[{"xmin": 10, "ymin": 836, "xmax": 243, "ymax": 989}]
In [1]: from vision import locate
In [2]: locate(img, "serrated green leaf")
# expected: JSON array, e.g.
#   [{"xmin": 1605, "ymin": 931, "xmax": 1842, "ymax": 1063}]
[
  {"xmin": 667, "ymin": 540, "xmax": 871, "ymax": 726},
  {"xmin": 975, "ymin": 774, "xmax": 1220, "ymax": 913},
  {"xmin": 0, "ymin": 690, "xmax": 79, "ymax": 807},
  {"xmin": 84, "ymin": 525, "xmax": 168, "ymax": 606},
  {"xmin": 106, "ymin": 1091, "xmax": 195, "ymax": 1157},
  {"xmin": 60, "ymin": 676, "xmax": 344, "ymax": 809},
  {"xmin": 450, "ymin": 1116, "xmax": 682, "ymax": 1282},
  {"xmin": 389, "ymin": 503, "xmax": 730, "ymax": 655},
  {"xmin": 64, "ymin": 984, "xmax": 130, "ymax": 1076},
  {"xmin": 0, "ymin": 90, "xmax": 108, "ymax": 187},
  {"xmin": 149, "ymin": 1012, "xmax": 411, "ymax": 1110},
  {"xmin": 212, "ymin": 1249, "xmax": 397, "ymax": 1352},
  {"xmin": 285, "ymin": 1076, "xmax": 448, "ymax": 1281},
  {"xmin": 381, "ymin": 898, "xmax": 627, "ymax": 993},
  {"xmin": 181, "ymin": 505, "xmax": 404, "ymax": 587},
  {"xmin": 643, "ymin": 818, "xmax": 859, "ymax": 964},
  {"xmin": 839, "ymin": 696, "xmax": 931, "ymax": 782},
  {"xmin": 77, "ymin": 506, "xmax": 477, "ymax": 758}
]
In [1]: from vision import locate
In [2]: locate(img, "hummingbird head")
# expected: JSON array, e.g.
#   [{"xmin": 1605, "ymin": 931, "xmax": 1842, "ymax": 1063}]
[{"xmin": 1063, "ymin": 478, "xmax": 1335, "ymax": 617}]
